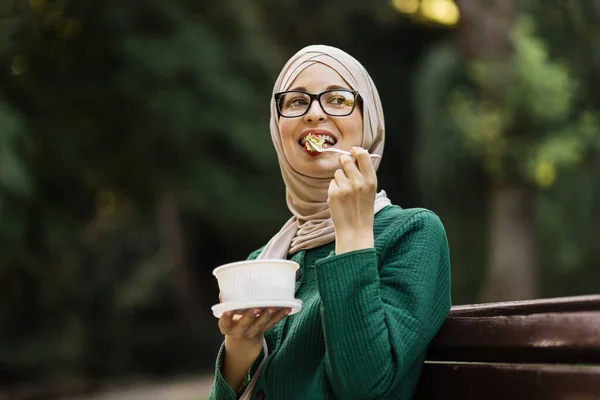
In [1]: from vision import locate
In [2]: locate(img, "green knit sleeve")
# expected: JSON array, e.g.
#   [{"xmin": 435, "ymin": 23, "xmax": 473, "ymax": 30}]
[
  {"xmin": 208, "ymin": 342, "xmax": 266, "ymax": 400},
  {"xmin": 314, "ymin": 210, "xmax": 452, "ymax": 400},
  {"xmin": 207, "ymin": 343, "xmax": 238, "ymax": 400}
]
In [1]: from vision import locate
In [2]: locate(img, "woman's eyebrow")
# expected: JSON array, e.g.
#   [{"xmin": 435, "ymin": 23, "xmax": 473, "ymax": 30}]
[
  {"xmin": 288, "ymin": 84, "xmax": 351, "ymax": 92},
  {"xmin": 326, "ymin": 84, "xmax": 350, "ymax": 90}
]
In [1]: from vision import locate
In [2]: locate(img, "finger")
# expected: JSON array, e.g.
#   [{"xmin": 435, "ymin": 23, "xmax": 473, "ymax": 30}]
[
  {"xmin": 244, "ymin": 308, "xmax": 277, "ymax": 337},
  {"xmin": 219, "ymin": 292, "xmax": 223, "ymax": 303},
  {"xmin": 351, "ymin": 147, "xmax": 377, "ymax": 182},
  {"xmin": 262, "ymin": 308, "xmax": 292, "ymax": 332},
  {"xmin": 339, "ymin": 153, "xmax": 362, "ymax": 181},
  {"xmin": 218, "ymin": 311, "xmax": 234, "ymax": 335},
  {"xmin": 233, "ymin": 308, "xmax": 262, "ymax": 336},
  {"xmin": 328, "ymin": 178, "xmax": 340, "ymax": 202},
  {"xmin": 333, "ymin": 168, "xmax": 351, "ymax": 190}
]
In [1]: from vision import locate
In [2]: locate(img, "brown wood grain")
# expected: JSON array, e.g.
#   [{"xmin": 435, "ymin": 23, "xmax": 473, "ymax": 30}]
[
  {"xmin": 415, "ymin": 296, "xmax": 600, "ymax": 398},
  {"xmin": 414, "ymin": 362, "xmax": 600, "ymax": 400},
  {"xmin": 427, "ymin": 310, "xmax": 600, "ymax": 363},
  {"xmin": 448, "ymin": 295, "xmax": 600, "ymax": 317}
]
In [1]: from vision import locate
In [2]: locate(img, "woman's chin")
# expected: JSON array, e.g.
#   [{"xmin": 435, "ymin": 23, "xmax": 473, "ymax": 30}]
[{"xmin": 295, "ymin": 157, "xmax": 338, "ymax": 178}]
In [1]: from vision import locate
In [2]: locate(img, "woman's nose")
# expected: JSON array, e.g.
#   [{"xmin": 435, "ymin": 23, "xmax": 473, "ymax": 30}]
[{"xmin": 304, "ymin": 99, "xmax": 327, "ymax": 123}]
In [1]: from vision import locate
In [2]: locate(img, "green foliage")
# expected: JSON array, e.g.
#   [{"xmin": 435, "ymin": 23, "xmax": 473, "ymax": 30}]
[
  {"xmin": 0, "ymin": 100, "xmax": 29, "ymax": 198},
  {"xmin": 2, "ymin": 0, "xmax": 599, "ymax": 387},
  {"xmin": 412, "ymin": 41, "xmax": 488, "ymax": 304},
  {"xmin": 446, "ymin": 16, "xmax": 600, "ymax": 186},
  {"xmin": 413, "ymin": 2, "xmax": 600, "ymax": 303},
  {"xmin": 0, "ymin": 0, "xmax": 413, "ymax": 384},
  {"xmin": 506, "ymin": 19, "xmax": 573, "ymax": 122},
  {"xmin": 0, "ymin": 0, "xmax": 286, "ymax": 381},
  {"xmin": 413, "ymin": 41, "xmax": 467, "ymax": 196},
  {"xmin": 510, "ymin": 2, "xmax": 600, "ymax": 290}
]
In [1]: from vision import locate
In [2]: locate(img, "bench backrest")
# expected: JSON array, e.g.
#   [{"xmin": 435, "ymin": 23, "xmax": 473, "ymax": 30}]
[{"xmin": 414, "ymin": 295, "xmax": 600, "ymax": 399}]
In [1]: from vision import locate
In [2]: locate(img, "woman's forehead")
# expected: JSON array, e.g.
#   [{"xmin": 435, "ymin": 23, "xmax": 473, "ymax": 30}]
[{"xmin": 286, "ymin": 62, "xmax": 353, "ymax": 92}]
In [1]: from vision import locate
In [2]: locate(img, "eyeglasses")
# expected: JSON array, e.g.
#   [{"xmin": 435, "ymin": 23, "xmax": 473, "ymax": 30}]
[{"xmin": 274, "ymin": 89, "xmax": 360, "ymax": 118}]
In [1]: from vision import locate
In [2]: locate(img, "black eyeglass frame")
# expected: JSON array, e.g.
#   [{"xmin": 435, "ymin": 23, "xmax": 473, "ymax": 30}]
[{"xmin": 274, "ymin": 89, "xmax": 361, "ymax": 118}]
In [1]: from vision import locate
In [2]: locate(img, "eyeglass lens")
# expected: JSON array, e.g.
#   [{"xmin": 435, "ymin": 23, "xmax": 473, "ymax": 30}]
[{"xmin": 278, "ymin": 90, "xmax": 356, "ymax": 117}]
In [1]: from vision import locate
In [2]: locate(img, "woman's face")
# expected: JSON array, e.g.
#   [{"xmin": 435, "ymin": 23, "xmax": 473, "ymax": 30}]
[{"xmin": 277, "ymin": 63, "xmax": 363, "ymax": 179}]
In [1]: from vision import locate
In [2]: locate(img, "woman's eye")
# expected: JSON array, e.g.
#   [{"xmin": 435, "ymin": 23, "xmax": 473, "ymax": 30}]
[
  {"xmin": 285, "ymin": 97, "xmax": 309, "ymax": 108},
  {"xmin": 326, "ymin": 94, "xmax": 353, "ymax": 106}
]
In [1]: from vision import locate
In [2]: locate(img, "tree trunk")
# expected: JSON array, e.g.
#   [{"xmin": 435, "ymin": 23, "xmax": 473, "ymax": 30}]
[
  {"xmin": 479, "ymin": 184, "xmax": 538, "ymax": 302},
  {"xmin": 454, "ymin": 0, "xmax": 517, "ymax": 62},
  {"xmin": 455, "ymin": 0, "xmax": 539, "ymax": 301}
]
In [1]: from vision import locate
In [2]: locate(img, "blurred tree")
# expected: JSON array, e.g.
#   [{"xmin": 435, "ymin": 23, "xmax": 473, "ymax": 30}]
[
  {"xmin": 413, "ymin": 0, "xmax": 600, "ymax": 302},
  {"xmin": 0, "ymin": 0, "xmax": 286, "ymax": 382},
  {"xmin": 453, "ymin": 0, "xmax": 534, "ymax": 302},
  {"xmin": 523, "ymin": 0, "xmax": 600, "ymax": 298},
  {"xmin": 0, "ymin": 0, "xmax": 444, "ymax": 387},
  {"xmin": 2, "ymin": 0, "xmax": 598, "ymax": 391}
]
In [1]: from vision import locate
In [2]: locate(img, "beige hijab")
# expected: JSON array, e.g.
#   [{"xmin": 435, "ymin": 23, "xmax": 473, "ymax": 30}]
[{"xmin": 257, "ymin": 45, "xmax": 391, "ymax": 260}]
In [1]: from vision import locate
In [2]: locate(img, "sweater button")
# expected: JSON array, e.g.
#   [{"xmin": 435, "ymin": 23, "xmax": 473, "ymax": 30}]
[
  {"xmin": 255, "ymin": 389, "xmax": 265, "ymax": 400},
  {"xmin": 295, "ymin": 269, "xmax": 302, "ymax": 282}
]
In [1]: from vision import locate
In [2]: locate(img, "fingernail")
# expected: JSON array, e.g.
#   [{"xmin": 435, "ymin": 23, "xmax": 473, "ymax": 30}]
[
  {"xmin": 252, "ymin": 308, "xmax": 260, "ymax": 314},
  {"xmin": 268, "ymin": 308, "xmax": 275, "ymax": 314},
  {"xmin": 285, "ymin": 309, "xmax": 291, "ymax": 315},
  {"xmin": 224, "ymin": 311, "xmax": 233, "ymax": 317}
]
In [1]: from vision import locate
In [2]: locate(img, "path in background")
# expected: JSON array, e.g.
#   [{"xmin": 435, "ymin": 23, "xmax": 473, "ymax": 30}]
[{"xmin": 63, "ymin": 376, "xmax": 213, "ymax": 400}]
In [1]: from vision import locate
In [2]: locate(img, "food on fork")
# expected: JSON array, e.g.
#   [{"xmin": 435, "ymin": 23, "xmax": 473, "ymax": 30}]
[{"xmin": 305, "ymin": 133, "xmax": 326, "ymax": 152}]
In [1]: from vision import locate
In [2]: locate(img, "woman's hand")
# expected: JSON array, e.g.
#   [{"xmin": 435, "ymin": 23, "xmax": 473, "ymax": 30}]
[
  {"xmin": 218, "ymin": 290, "xmax": 291, "ymax": 351},
  {"xmin": 218, "ymin": 294, "xmax": 291, "ymax": 392},
  {"xmin": 219, "ymin": 307, "xmax": 291, "ymax": 350},
  {"xmin": 328, "ymin": 147, "xmax": 377, "ymax": 254}
]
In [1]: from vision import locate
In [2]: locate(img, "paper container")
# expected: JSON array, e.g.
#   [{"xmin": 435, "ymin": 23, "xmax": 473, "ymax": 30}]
[{"xmin": 212, "ymin": 259, "xmax": 300, "ymax": 303}]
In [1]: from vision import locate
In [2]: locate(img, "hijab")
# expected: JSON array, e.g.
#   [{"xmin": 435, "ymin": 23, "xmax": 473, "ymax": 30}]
[{"xmin": 257, "ymin": 45, "xmax": 391, "ymax": 260}]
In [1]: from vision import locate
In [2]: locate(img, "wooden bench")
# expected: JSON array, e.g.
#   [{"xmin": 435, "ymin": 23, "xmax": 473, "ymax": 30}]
[{"xmin": 414, "ymin": 295, "xmax": 600, "ymax": 399}]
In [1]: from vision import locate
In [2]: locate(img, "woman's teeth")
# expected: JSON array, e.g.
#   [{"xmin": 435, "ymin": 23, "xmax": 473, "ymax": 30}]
[{"xmin": 300, "ymin": 134, "xmax": 337, "ymax": 146}]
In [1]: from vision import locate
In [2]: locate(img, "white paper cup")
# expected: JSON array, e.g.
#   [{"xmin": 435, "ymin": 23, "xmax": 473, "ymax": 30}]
[{"xmin": 213, "ymin": 259, "xmax": 300, "ymax": 303}]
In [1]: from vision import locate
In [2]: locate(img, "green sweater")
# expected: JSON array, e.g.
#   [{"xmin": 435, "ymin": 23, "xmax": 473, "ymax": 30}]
[{"xmin": 209, "ymin": 206, "xmax": 452, "ymax": 400}]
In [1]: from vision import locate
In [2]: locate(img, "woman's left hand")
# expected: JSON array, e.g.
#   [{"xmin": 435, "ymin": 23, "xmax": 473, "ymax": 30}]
[{"xmin": 328, "ymin": 147, "xmax": 377, "ymax": 254}]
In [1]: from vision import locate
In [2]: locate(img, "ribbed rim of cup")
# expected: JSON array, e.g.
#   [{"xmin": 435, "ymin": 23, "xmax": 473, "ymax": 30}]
[{"xmin": 212, "ymin": 259, "xmax": 299, "ymax": 276}]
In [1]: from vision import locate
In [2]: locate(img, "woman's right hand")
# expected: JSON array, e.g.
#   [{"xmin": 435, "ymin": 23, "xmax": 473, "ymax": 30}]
[
  {"xmin": 219, "ymin": 307, "xmax": 291, "ymax": 351},
  {"xmin": 218, "ymin": 306, "xmax": 290, "ymax": 392},
  {"xmin": 218, "ymin": 292, "xmax": 291, "ymax": 351}
]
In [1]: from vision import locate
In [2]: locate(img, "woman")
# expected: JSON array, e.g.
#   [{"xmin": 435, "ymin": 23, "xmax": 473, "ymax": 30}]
[{"xmin": 209, "ymin": 45, "xmax": 452, "ymax": 400}]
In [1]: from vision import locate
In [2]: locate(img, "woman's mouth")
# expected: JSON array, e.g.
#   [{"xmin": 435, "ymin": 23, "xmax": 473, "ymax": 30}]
[
  {"xmin": 299, "ymin": 134, "xmax": 337, "ymax": 148},
  {"xmin": 298, "ymin": 132, "xmax": 338, "ymax": 157}
]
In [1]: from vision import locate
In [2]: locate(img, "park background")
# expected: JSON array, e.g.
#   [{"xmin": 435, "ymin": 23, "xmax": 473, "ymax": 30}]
[{"xmin": 1, "ymin": 0, "xmax": 599, "ymax": 398}]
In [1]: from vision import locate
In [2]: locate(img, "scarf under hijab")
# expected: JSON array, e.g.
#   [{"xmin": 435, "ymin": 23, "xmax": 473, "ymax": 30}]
[{"xmin": 257, "ymin": 45, "xmax": 392, "ymax": 260}]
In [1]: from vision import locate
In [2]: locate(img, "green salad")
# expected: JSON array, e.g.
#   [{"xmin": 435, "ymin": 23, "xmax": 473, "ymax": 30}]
[{"xmin": 305, "ymin": 134, "xmax": 324, "ymax": 152}]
